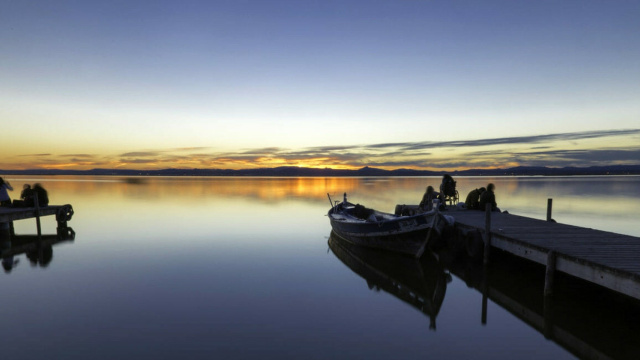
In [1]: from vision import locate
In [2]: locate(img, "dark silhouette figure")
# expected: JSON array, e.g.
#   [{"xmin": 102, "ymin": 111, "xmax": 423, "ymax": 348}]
[
  {"xmin": 419, "ymin": 186, "xmax": 440, "ymax": 211},
  {"xmin": 465, "ymin": 187, "xmax": 486, "ymax": 210},
  {"xmin": 0, "ymin": 177, "xmax": 13, "ymax": 207},
  {"xmin": 439, "ymin": 174, "xmax": 457, "ymax": 206},
  {"xmin": 13, "ymin": 184, "xmax": 34, "ymax": 207},
  {"xmin": 32, "ymin": 183, "xmax": 49, "ymax": 207},
  {"xmin": 479, "ymin": 183, "xmax": 500, "ymax": 212}
]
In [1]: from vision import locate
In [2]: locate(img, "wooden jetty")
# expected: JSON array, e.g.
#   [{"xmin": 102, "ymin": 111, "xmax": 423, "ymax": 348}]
[
  {"xmin": 447, "ymin": 201, "xmax": 640, "ymax": 301},
  {"xmin": 0, "ymin": 203, "xmax": 74, "ymax": 236}
]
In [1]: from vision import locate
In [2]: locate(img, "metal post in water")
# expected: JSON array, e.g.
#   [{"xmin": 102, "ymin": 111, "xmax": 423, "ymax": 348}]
[{"xmin": 546, "ymin": 198, "xmax": 553, "ymax": 222}]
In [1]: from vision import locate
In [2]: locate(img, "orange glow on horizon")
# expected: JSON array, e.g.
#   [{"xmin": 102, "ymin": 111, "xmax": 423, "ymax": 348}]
[
  {"xmin": 0, "ymin": 156, "xmax": 516, "ymax": 172},
  {"xmin": 3, "ymin": 130, "xmax": 638, "ymax": 172}
]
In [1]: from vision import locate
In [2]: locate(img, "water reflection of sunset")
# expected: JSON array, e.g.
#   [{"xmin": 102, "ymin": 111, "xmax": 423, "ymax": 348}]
[{"xmin": 5, "ymin": 176, "xmax": 639, "ymax": 232}]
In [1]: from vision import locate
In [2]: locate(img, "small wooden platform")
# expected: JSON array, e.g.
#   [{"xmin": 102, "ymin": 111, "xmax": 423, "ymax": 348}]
[
  {"xmin": 448, "ymin": 208, "xmax": 640, "ymax": 300},
  {"xmin": 0, "ymin": 205, "xmax": 66, "ymax": 222},
  {"xmin": 0, "ymin": 204, "xmax": 74, "ymax": 235}
]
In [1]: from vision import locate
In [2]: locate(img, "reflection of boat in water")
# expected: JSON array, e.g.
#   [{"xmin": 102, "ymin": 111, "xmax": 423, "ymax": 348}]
[
  {"xmin": 0, "ymin": 227, "xmax": 75, "ymax": 273},
  {"xmin": 328, "ymin": 231, "xmax": 450, "ymax": 329},
  {"xmin": 327, "ymin": 194, "xmax": 451, "ymax": 257}
]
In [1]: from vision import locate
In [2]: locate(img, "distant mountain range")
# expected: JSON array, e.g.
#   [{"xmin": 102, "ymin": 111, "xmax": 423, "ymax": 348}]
[{"xmin": 2, "ymin": 165, "xmax": 640, "ymax": 176}]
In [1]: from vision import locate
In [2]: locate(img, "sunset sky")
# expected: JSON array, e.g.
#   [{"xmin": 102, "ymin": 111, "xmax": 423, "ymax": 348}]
[{"xmin": 1, "ymin": 0, "xmax": 639, "ymax": 171}]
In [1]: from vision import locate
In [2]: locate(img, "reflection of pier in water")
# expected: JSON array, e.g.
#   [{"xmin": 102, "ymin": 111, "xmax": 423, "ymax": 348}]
[
  {"xmin": 441, "ymin": 250, "xmax": 640, "ymax": 360},
  {"xmin": 0, "ymin": 227, "xmax": 75, "ymax": 273},
  {"xmin": 328, "ymin": 232, "xmax": 450, "ymax": 330}
]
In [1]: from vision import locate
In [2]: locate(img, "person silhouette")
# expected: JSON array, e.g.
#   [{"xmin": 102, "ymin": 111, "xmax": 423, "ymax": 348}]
[
  {"xmin": 32, "ymin": 183, "xmax": 49, "ymax": 207},
  {"xmin": 0, "ymin": 177, "xmax": 13, "ymax": 207},
  {"xmin": 12, "ymin": 184, "xmax": 34, "ymax": 207},
  {"xmin": 479, "ymin": 183, "xmax": 500, "ymax": 212},
  {"xmin": 465, "ymin": 187, "xmax": 486, "ymax": 210},
  {"xmin": 419, "ymin": 186, "xmax": 440, "ymax": 211}
]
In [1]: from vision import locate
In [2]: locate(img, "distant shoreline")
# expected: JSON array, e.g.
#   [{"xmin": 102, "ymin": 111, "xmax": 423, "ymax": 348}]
[{"xmin": 2, "ymin": 165, "xmax": 640, "ymax": 177}]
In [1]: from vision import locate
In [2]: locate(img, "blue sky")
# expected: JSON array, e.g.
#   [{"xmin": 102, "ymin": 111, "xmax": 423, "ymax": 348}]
[{"xmin": 1, "ymin": 0, "xmax": 639, "ymax": 170}]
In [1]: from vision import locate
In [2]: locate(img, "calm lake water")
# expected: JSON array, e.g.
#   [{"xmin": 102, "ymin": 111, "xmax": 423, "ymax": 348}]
[{"xmin": 1, "ymin": 175, "xmax": 639, "ymax": 359}]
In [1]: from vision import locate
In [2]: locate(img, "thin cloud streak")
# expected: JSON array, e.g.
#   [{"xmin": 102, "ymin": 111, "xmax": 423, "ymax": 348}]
[
  {"xmin": 61, "ymin": 154, "xmax": 95, "ymax": 158},
  {"xmin": 388, "ymin": 129, "xmax": 640, "ymax": 151},
  {"xmin": 120, "ymin": 151, "xmax": 161, "ymax": 157}
]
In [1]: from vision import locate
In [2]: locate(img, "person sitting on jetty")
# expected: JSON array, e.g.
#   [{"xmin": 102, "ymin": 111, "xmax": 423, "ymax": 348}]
[
  {"xmin": 479, "ymin": 183, "xmax": 500, "ymax": 212},
  {"xmin": 464, "ymin": 187, "xmax": 486, "ymax": 210},
  {"xmin": 32, "ymin": 183, "xmax": 49, "ymax": 207},
  {"xmin": 0, "ymin": 178, "xmax": 13, "ymax": 207},
  {"xmin": 439, "ymin": 174, "xmax": 457, "ymax": 206},
  {"xmin": 419, "ymin": 186, "xmax": 440, "ymax": 211},
  {"xmin": 13, "ymin": 184, "xmax": 34, "ymax": 207}
]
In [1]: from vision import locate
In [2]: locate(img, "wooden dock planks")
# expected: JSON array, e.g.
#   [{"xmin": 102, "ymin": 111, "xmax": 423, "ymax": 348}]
[
  {"xmin": 448, "ymin": 209, "xmax": 640, "ymax": 299},
  {"xmin": 2, "ymin": 206, "xmax": 56, "ymax": 221}
]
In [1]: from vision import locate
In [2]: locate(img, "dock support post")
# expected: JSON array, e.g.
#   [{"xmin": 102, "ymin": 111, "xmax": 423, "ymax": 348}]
[
  {"xmin": 543, "ymin": 250, "xmax": 556, "ymax": 339},
  {"xmin": 34, "ymin": 193, "xmax": 42, "ymax": 237},
  {"xmin": 544, "ymin": 251, "xmax": 556, "ymax": 297},
  {"xmin": 483, "ymin": 203, "xmax": 492, "ymax": 265},
  {"xmin": 546, "ymin": 198, "xmax": 554, "ymax": 222}
]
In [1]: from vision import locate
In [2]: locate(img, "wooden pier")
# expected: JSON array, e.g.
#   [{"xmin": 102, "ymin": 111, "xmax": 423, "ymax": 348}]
[
  {"xmin": 0, "ymin": 204, "xmax": 74, "ymax": 235},
  {"xmin": 446, "ymin": 202, "xmax": 640, "ymax": 301}
]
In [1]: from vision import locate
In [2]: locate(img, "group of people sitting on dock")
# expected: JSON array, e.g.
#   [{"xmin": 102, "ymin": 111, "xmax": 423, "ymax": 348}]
[
  {"xmin": 418, "ymin": 174, "xmax": 457, "ymax": 211},
  {"xmin": 418, "ymin": 174, "xmax": 500, "ymax": 212},
  {"xmin": 464, "ymin": 183, "xmax": 499, "ymax": 212},
  {"xmin": 0, "ymin": 177, "xmax": 49, "ymax": 208}
]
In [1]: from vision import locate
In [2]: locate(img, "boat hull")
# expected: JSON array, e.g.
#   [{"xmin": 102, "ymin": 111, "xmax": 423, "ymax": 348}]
[{"xmin": 328, "ymin": 202, "xmax": 447, "ymax": 257}]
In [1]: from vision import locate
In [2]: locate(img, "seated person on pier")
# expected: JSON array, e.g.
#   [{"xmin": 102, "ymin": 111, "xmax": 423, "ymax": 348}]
[
  {"xmin": 478, "ymin": 183, "xmax": 500, "ymax": 212},
  {"xmin": 464, "ymin": 187, "xmax": 486, "ymax": 210},
  {"xmin": 0, "ymin": 178, "xmax": 13, "ymax": 207},
  {"xmin": 13, "ymin": 183, "xmax": 49, "ymax": 207},
  {"xmin": 32, "ymin": 183, "xmax": 49, "ymax": 207},
  {"xmin": 439, "ymin": 174, "xmax": 457, "ymax": 206},
  {"xmin": 419, "ymin": 186, "xmax": 440, "ymax": 211},
  {"xmin": 13, "ymin": 184, "xmax": 34, "ymax": 207}
]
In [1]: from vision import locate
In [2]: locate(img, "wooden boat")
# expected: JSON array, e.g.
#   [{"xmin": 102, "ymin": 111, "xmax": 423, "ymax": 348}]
[
  {"xmin": 327, "ymin": 193, "xmax": 452, "ymax": 257},
  {"xmin": 328, "ymin": 232, "xmax": 450, "ymax": 330}
]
